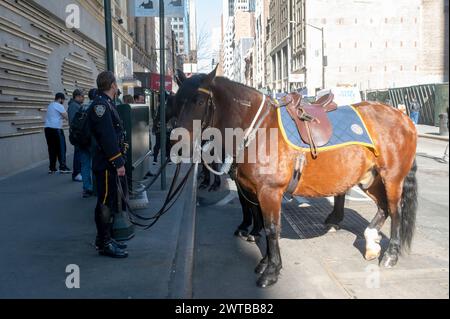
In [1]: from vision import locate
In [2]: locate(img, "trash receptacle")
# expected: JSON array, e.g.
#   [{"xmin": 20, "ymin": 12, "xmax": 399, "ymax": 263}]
[{"xmin": 439, "ymin": 113, "xmax": 449, "ymax": 136}]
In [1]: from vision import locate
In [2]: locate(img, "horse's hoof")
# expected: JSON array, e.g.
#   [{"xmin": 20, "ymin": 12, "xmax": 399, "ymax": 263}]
[
  {"xmin": 256, "ymin": 274, "xmax": 278, "ymax": 288},
  {"xmin": 247, "ymin": 234, "xmax": 261, "ymax": 243},
  {"xmin": 234, "ymin": 229, "xmax": 248, "ymax": 238},
  {"xmin": 381, "ymin": 253, "xmax": 398, "ymax": 268},
  {"xmin": 255, "ymin": 261, "xmax": 268, "ymax": 274},
  {"xmin": 364, "ymin": 244, "xmax": 381, "ymax": 261},
  {"xmin": 364, "ymin": 250, "xmax": 380, "ymax": 261},
  {"xmin": 326, "ymin": 224, "xmax": 341, "ymax": 233}
]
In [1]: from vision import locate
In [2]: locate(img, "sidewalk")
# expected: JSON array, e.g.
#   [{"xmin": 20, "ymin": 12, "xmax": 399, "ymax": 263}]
[
  {"xmin": 417, "ymin": 124, "xmax": 449, "ymax": 141},
  {"xmin": 0, "ymin": 160, "xmax": 193, "ymax": 299}
]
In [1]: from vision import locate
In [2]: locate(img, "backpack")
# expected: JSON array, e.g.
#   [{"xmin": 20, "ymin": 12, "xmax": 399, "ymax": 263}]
[{"xmin": 69, "ymin": 106, "xmax": 91, "ymax": 148}]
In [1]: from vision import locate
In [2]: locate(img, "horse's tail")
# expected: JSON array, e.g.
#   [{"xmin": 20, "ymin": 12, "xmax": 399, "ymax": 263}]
[{"xmin": 400, "ymin": 159, "xmax": 418, "ymax": 253}]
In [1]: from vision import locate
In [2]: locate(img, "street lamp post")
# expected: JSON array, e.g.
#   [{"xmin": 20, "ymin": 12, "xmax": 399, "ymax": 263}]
[
  {"xmin": 104, "ymin": 0, "xmax": 114, "ymax": 72},
  {"xmin": 306, "ymin": 23, "xmax": 325, "ymax": 90},
  {"xmin": 159, "ymin": 0, "xmax": 167, "ymax": 190}
]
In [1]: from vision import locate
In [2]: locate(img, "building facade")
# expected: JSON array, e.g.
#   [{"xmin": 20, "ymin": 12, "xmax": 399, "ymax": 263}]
[
  {"xmin": 0, "ymin": 0, "xmax": 155, "ymax": 176},
  {"xmin": 266, "ymin": 0, "xmax": 449, "ymax": 95},
  {"xmin": 221, "ymin": 0, "xmax": 235, "ymax": 79},
  {"xmin": 268, "ymin": 0, "xmax": 290, "ymax": 92},
  {"xmin": 222, "ymin": 0, "xmax": 255, "ymax": 82},
  {"xmin": 253, "ymin": 0, "xmax": 270, "ymax": 90}
]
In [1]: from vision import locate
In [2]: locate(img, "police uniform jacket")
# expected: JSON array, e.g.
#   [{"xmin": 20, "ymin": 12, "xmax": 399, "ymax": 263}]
[{"xmin": 89, "ymin": 93, "xmax": 126, "ymax": 172}]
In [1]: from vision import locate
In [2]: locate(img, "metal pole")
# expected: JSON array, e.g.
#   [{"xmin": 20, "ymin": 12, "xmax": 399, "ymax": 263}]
[
  {"xmin": 159, "ymin": 0, "xmax": 167, "ymax": 190},
  {"xmin": 321, "ymin": 27, "xmax": 325, "ymax": 89},
  {"xmin": 104, "ymin": 0, "xmax": 114, "ymax": 71}
]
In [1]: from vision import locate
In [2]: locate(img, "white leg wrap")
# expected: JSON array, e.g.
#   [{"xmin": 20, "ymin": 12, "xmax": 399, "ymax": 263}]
[
  {"xmin": 364, "ymin": 228, "xmax": 381, "ymax": 252},
  {"xmin": 364, "ymin": 228, "xmax": 382, "ymax": 260}
]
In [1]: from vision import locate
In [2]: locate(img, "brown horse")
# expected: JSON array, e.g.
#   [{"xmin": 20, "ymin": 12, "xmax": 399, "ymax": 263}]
[{"xmin": 174, "ymin": 67, "xmax": 418, "ymax": 288}]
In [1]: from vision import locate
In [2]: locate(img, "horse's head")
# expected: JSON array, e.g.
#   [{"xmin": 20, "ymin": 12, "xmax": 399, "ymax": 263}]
[{"xmin": 174, "ymin": 66, "xmax": 218, "ymax": 133}]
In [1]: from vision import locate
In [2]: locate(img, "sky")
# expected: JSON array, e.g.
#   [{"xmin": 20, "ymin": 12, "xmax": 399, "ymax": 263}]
[{"xmin": 195, "ymin": 0, "xmax": 222, "ymax": 72}]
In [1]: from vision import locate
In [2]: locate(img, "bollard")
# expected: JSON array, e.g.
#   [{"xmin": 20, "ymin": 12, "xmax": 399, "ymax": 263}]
[{"xmin": 439, "ymin": 113, "xmax": 449, "ymax": 136}]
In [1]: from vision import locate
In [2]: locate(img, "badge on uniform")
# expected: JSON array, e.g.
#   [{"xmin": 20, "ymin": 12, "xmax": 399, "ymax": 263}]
[{"xmin": 95, "ymin": 105, "xmax": 106, "ymax": 117}]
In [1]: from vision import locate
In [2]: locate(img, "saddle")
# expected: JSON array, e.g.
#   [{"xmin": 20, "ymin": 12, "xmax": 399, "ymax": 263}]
[{"xmin": 283, "ymin": 93, "xmax": 337, "ymax": 158}]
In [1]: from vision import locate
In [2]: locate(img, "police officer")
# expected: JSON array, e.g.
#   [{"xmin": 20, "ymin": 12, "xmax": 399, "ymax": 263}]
[{"xmin": 89, "ymin": 71, "xmax": 129, "ymax": 258}]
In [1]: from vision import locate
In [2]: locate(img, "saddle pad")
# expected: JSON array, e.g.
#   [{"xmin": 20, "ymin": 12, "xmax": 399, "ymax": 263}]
[{"xmin": 277, "ymin": 105, "xmax": 378, "ymax": 153}]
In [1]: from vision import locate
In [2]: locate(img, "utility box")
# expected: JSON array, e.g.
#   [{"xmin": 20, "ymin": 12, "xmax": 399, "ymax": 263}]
[{"xmin": 117, "ymin": 103, "xmax": 152, "ymax": 190}]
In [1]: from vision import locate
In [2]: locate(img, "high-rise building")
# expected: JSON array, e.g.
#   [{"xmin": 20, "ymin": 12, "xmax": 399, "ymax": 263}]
[
  {"xmin": 180, "ymin": 0, "xmax": 198, "ymax": 74},
  {"xmin": 171, "ymin": 17, "xmax": 185, "ymax": 54},
  {"xmin": 222, "ymin": 0, "xmax": 255, "ymax": 81},
  {"xmin": 254, "ymin": 0, "xmax": 270, "ymax": 90},
  {"xmin": 268, "ymin": 0, "xmax": 290, "ymax": 93},
  {"xmin": 271, "ymin": 0, "xmax": 449, "ymax": 94}
]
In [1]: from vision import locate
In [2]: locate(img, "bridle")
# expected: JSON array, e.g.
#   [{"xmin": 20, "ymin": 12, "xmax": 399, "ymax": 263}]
[
  {"xmin": 195, "ymin": 86, "xmax": 272, "ymax": 177},
  {"xmin": 197, "ymin": 87, "xmax": 216, "ymax": 130}
]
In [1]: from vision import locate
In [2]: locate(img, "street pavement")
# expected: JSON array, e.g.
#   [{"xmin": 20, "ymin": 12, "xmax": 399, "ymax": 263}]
[
  {"xmin": 0, "ymin": 127, "xmax": 447, "ymax": 299},
  {"xmin": 193, "ymin": 136, "xmax": 449, "ymax": 299},
  {"xmin": 0, "ymin": 159, "xmax": 192, "ymax": 299}
]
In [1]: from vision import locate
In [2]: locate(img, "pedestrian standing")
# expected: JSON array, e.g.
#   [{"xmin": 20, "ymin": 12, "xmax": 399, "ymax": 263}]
[
  {"xmin": 134, "ymin": 94, "xmax": 145, "ymax": 104},
  {"xmin": 68, "ymin": 89, "xmax": 85, "ymax": 182},
  {"xmin": 409, "ymin": 97, "xmax": 421, "ymax": 125},
  {"xmin": 44, "ymin": 93, "xmax": 71, "ymax": 174},
  {"xmin": 123, "ymin": 95, "xmax": 135, "ymax": 104}
]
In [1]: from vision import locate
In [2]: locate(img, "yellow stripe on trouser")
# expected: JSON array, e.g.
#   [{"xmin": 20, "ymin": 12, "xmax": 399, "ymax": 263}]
[
  {"xmin": 103, "ymin": 170, "xmax": 108, "ymax": 205},
  {"xmin": 109, "ymin": 153, "xmax": 122, "ymax": 162}
]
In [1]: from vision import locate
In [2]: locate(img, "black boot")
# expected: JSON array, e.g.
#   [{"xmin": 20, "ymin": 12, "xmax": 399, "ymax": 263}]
[
  {"xmin": 95, "ymin": 204, "xmax": 129, "ymax": 258},
  {"xmin": 98, "ymin": 241, "xmax": 128, "ymax": 258},
  {"xmin": 95, "ymin": 236, "xmax": 127, "ymax": 250}
]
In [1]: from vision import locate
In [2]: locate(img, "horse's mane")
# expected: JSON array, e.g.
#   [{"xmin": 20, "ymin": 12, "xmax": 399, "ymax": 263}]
[{"xmin": 214, "ymin": 76, "xmax": 262, "ymax": 97}]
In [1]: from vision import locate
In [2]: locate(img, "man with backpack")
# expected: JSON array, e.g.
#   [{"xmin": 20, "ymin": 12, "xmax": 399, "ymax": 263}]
[
  {"xmin": 69, "ymin": 89, "xmax": 94, "ymax": 198},
  {"xmin": 68, "ymin": 90, "xmax": 84, "ymax": 182}
]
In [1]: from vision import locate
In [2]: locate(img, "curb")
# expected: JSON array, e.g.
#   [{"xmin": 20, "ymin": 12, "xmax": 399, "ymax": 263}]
[
  {"xmin": 418, "ymin": 133, "xmax": 449, "ymax": 142},
  {"xmin": 168, "ymin": 163, "xmax": 198, "ymax": 299}
]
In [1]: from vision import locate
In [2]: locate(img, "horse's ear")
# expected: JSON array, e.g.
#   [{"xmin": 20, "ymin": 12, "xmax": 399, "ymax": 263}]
[
  {"xmin": 175, "ymin": 69, "xmax": 187, "ymax": 86},
  {"xmin": 203, "ymin": 64, "xmax": 219, "ymax": 87}
]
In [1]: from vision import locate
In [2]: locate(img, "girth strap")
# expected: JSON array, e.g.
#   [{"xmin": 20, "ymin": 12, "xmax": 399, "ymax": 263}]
[{"xmin": 286, "ymin": 153, "xmax": 306, "ymax": 194}]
